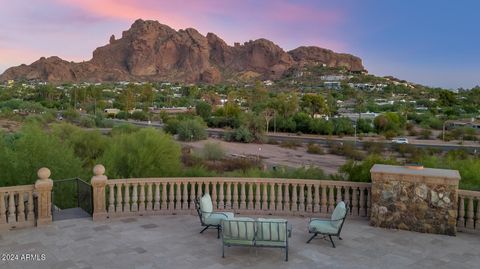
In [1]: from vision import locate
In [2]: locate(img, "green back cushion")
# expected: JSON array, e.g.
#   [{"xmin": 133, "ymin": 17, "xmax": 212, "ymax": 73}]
[
  {"xmin": 256, "ymin": 218, "xmax": 287, "ymax": 242},
  {"xmin": 200, "ymin": 194, "xmax": 213, "ymax": 220},
  {"xmin": 331, "ymin": 201, "xmax": 346, "ymax": 228},
  {"xmin": 222, "ymin": 218, "xmax": 255, "ymax": 241},
  {"xmin": 200, "ymin": 194, "xmax": 213, "ymax": 213}
]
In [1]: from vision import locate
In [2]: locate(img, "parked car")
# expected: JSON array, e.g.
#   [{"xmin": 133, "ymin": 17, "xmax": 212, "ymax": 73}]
[{"xmin": 391, "ymin": 137, "xmax": 409, "ymax": 144}]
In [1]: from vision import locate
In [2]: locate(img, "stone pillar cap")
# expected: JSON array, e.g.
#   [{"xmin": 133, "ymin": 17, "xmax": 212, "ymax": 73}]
[
  {"xmin": 370, "ymin": 164, "xmax": 460, "ymax": 180},
  {"xmin": 37, "ymin": 167, "xmax": 51, "ymax": 180}
]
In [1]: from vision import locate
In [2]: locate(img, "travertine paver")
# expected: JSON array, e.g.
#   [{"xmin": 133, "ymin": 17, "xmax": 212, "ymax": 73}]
[{"xmin": 0, "ymin": 215, "xmax": 479, "ymax": 269}]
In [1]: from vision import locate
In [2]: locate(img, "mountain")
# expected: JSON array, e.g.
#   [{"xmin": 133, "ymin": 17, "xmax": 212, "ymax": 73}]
[{"xmin": 0, "ymin": 19, "xmax": 365, "ymax": 84}]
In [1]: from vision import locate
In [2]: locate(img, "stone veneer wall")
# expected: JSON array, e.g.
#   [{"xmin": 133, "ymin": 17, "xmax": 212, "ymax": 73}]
[{"xmin": 370, "ymin": 164, "xmax": 460, "ymax": 236}]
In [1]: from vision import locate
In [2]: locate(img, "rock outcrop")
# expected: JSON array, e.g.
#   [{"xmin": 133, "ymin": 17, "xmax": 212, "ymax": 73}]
[{"xmin": 0, "ymin": 19, "xmax": 365, "ymax": 83}]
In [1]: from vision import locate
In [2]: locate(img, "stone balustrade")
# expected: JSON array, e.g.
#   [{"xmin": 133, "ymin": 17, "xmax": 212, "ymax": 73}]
[
  {"xmin": 90, "ymin": 165, "xmax": 372, "ymax": 220},
  {"xmin": 0, "ymin": 184, "xmax": 36, "ymax": 231},
  {"xmin": 457, "ymin": 190, "xmax": 480, "ymax": 233},
  {"xmin": 0, "ymin": 168, "xmax": 53, "ymax": 231}
]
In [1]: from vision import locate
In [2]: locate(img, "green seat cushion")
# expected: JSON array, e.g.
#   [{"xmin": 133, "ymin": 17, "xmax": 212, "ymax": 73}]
[
  {"xmin": 255, "ymin": 240, "xmax": 287, "ymax": 247},
  {"xmin": 204, "ymin": 212, "xmax": 234, "ymax": 225},
  {"xmin": 222, "ymin": 219, "xmax": 255, "ymax": 241},
  {"xmin": 309, "ymin": 220, "xmax": 338, "ymax": 234},
  {"xmin": 256, "ymin": 218, "xmax": 287, "ymax": 242},
  {"xmin": 223, "ymin": 239, "xmax": 254, "ymax": 246}
]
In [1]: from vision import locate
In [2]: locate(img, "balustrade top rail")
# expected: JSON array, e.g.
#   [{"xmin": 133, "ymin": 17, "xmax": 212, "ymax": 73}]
[
  {"xmin": 107, "ymin": 177, "xmax": 372, "ymax": 187},
  {"xmin": 458, "ymin": 189, "xmax": 480, "ymax": 197},
  {"xmin": 0, "ymin": 184, "xmax": 35, "ymax": 192}
]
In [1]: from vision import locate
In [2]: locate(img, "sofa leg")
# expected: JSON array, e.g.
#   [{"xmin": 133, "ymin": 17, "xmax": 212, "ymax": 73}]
[
  {"xmin": 306, "ymin": 233, "xmax": 317, "ymax": 243},
  {"xmin": 200, "ymin": 226, "xmax": 209, "ymax": 234},
  {"xmin": 328, "ymin": 235, "xmax": 336, "ymax": 248},
  {"xmin": 222, "ymin": 243, "xmax": 225, "ymax": 258},
  {"xmin": 285, "ymin": 248, "xmax": 288, "ymax": 262},
  {"xmin": 217, "ymin": 227, "xmax": 220, "ymax": 239},
  {"xmin": 338, "ymin": 236, "xmax": 343, "ymax": 240}
]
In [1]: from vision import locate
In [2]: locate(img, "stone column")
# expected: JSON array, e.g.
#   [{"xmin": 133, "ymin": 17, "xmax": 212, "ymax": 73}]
[
  {"xmin": 35, "ymin": 168, "xmax": 53, "ymax": 226},
  {"xmin": 370, "ymin": 164, "xmax": 460, "ymax": 235},
  {"xmin": 91, "ymin": 164, "xmax": 108, "ymax": 221}
]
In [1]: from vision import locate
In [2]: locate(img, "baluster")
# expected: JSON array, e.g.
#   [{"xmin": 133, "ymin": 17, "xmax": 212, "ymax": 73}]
[
  {"xmin": 168, "ymin": 182, "xmax": 175, "ymax": 210},
  {"xmin": 147, "ymin": 183, "xmax": 153, "ymax": 211},
  {"xmin": 175, "ymin": 182, "xmax": 181, "ymax": 210},
  {"xmin": 248, "ymin": 183, "xmax": 254, "ymax": 209},
  {"xmin": 189, "ymin": 182, "xmax": 196, "ymax": 210},
  {"xmin": 359, "ymin": 187, "xmax": 366, "ymax": 217},
  {"xmin": 8, "ymin": 192, "xmax": 16, "ymax": 223},
  {"xmin": 108, "ymin": 184, "xmax": 115, "ymax": 213},
  {"xmin": 226, "ymin": 182, "xmax": 232, "ymax": 209},
  {"xmin": 116, "ymin": 183, "xmax": 123, "ymax": 213},
  {"xmin": 154, "ymin": 183, "xmax": 160, "ymax": 211},
  {"xmin": 211, "ymin": 181, "xmax": 217, "ymax": 209},
  {"xmin": 321, "ymin": 185, "xmax": 327, "ymax": 213},
  {"xmin": 466, "ymin": 197, "xmax": 474, "ymax": 229},
  {"xmin": 204, "ymin": 182, "xmax": 209, "ymax": 195},
  {"xmin": 366, "ymin": 188, "xmax": 371, "ymax": 217},
  {"xmin": 138, "ymin": 183, "xmax": 145, "ymax": 212},
  {"xmin": 218, "ymin": 181, "xmax": 225, "ymax": 209},
  {"xmin": 299, "ymin": 184, "xmax": 305, "ymax": 212},
  {"xmin": 0, "ymin": 192, "xmax": 6, "ymax": 224},
  {"xmin": 306, "ymin": 184, "xmax": 313, "ymax": 212},
  {"xmin": 284, "ymin": 183, "xmax": 290, "ymax": 212},
  {"xmin": 123, "ymin": 183, "xmax": 130, "ymax": 212},
  {"xmin": 232, "ymin": 183, "xmax": 238, "ymax": 210},
  {"xmin": 344, "ymin": 186, "xmax": 351, "ymax": 210},
  {"xmin": 276, "ymin": 183, "xmax": 283, "ymax": 211},
  {"xmin": 457, "ymin": 196, "xmax": 465, "ymax": 228},
  {"xmin": 291, "ymin": 184, "xmax": 298, "ymax": 212},
  {"xmin": 161, "ymin": 182, "xmax": 167, "ymax": 210},
  {"xmin": 27, "ymin": 191, "xmax": 34, "ymax": 221},
  {"xmin": 262, "ymin": 183, "xmax": 268, "ymax": 211},
  {"xmin": 336, "ymin": 185, "xmax": 342, "ymax": 203},
  {"xmin": 269, "ymin": 182, "xmax": 275, "ymax": 211},
  {"xmin": 328, "ymin": 185, "xmax": 335, "ymax": 212},
  {"xmin": 182, "ymin": 181, "xmax": 189, "ymax": 210},
  {"xmin": 352, "ymin": 187, "xmax": 359, "ymax": 216},
  {"xmin": 197, "ymin": 181, "xmax": 203, "ymax": 197},
  {"xmin": 131, "ymin": 183, "xmax": 138, "ymax": 212},
  {"xmin": 17, "ymin": 192, "xmax": 25, "ymax": 223},
  {"xmin": 313, "ymin": 184, "xmax": 320, "ymax": 213},
  {"xmin": 255, "ymin": 182, "xmax": 261, "ymax": 211},
  {"xmin": 240, "ymin": 182, "xmax": 246, "ymax": 210}
]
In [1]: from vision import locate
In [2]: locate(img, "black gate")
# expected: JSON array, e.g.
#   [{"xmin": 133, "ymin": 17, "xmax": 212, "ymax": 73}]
[{"xmin": 52, "ymin": 178, "xmax": 93, "ymax": 221}]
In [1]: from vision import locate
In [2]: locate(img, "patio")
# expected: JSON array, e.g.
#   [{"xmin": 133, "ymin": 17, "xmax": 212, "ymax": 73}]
[{"xmin": 1, "ymin": 215, "xmax": 479, "ymax": 269}]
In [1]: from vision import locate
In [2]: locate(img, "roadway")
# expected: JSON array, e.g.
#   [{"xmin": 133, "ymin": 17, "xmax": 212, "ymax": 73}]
[{"xmin": 104, "ymin": 119, "xmax": 480, "ymax": 153}]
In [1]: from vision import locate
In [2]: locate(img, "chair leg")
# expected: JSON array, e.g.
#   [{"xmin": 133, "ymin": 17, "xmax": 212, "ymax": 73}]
[
  {"xmin": 338, "ymin": 236, "xmax": 343, "ymax": 240},
  {"xmin": 328, "ymin": 235, "xmax": 336, "ymax": 248},
  {"xmin": 306, "ymin": 233, "xmax": 317, "ymax": 243},
  {"xmin": 285, "ymin": 247, "xmax": 288, "ymax": 262},
  {"xmin": 200, "ymin": 226, "xmax": 209, "ymax": 234},
  {"xmin": 222, "ymin": 242, "xmax": 225, "ymax": 258}
]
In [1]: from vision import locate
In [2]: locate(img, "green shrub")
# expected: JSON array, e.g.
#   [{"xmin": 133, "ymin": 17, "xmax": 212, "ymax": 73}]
[
  {"xmin": 177, "ymin": 119, "xmax": 207, "ymax": 141},
  {"xmin": 201, "ymin": 142, "xmax": 226, "ymax": 161},
  {"xmin": 79, "ymin": 117, "xmax": 95, "ymax": 128},
  {"xmin": 306, "ymin": 143, "xmax": 324, "ymax": 154},
  {"xmin": 101, "ymin": 128, "xmax": 181, "ymax": 178},
  {"xmin": 339, "ymin": 154, "xmax": 398, "ymax": 182},
  {"xmin": 418, "ymin": 129, "xmax": 432, "ymax": 139},
  {"xmin": 279, "ymin": 140, "xmax": 302, "ymax": 149}
]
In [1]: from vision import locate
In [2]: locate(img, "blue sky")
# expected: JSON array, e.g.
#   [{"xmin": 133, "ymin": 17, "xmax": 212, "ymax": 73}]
[{"xmin": 0, "ymin": 0, "xmax": 478, "ymax": 88}]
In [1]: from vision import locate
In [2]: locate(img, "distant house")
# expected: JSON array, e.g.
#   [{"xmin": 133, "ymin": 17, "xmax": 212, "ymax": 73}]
[
  {"xmin": 446, "ymin": 119, "xmax": 480, "ymax": 131},
  {"xmin": 324, "ymin": 81, "xmax": 341, "ymax": 90},
  {"xmin": 104, "ymin": 108, "xmax": 120, "ymax": 116}
]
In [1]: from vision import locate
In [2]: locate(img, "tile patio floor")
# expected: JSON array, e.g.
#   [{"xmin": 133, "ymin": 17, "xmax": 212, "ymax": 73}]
[{"xmin": 0, "ymin": 215, "xmax": 479, "ymax": 269}]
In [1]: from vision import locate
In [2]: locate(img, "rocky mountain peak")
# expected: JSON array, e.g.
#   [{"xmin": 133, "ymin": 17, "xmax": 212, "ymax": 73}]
[{"xmin": 0, "ymin": 19, "xmax": 365, "ymax": 83}]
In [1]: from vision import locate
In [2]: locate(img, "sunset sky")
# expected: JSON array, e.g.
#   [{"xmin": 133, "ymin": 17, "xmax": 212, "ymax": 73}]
[{"xmin": 0, "ymin": 0, "xmax": 478, "ymax": 88}]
